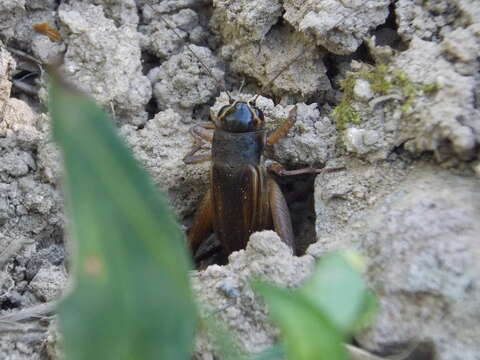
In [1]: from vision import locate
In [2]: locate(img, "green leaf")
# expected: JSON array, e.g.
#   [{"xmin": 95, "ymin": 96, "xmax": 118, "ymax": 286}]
[
  {"xmin": 301, "ymin": 253, "xmax": 367, "ymax": 333},
  {"xmin": 253, "ymin": 344, "xmax": 285, "ymax": 360},
  {"xmin": 353, "ymin": 291, "xmax": 378, "ymax": 331},
  {"xmin": 49, "ymin": 75, "xmax": 196, "ymax": 360},
  {"xmin": 254, "ymin": 282, "xmax": 347, "ymax": 360}
]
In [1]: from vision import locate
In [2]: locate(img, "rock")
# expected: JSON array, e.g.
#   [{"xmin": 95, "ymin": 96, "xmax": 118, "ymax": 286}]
[
  {"xmin": 59, "ymin": 2, "xmax": 151, "ymax": 125},
  {"xmin": 120, "ymin": 109, "xmax": 210, "ymax": 220},
  {"xmin": 148, "ymin": 45, "xmax": 224, "ymax": 115},
  {"xmin": 0, "ymin": 45, "xmax": 15, "ymax": 101},
  {"xmin": 140, "ymin": 8, "xmax": 199, "ymax": 59},
  {"xmin": 192, "ymin": 231, "xmax": 315, "ymax": 357},
  {"xmin": 393, "ymin": 37, "xmax": 479, "ymax": 163},
  {"xmin": 211, "ymin": 0, "xmax": 282, "ymax": 44},
  {"xmin": 284, "ymin": 0, "xmax": 390, "ymax": 55},
  {"xmin": 211, "ymin": 1, "xmax": 330, "ymax": 99},
  {"xmin": 31, "ymin": 35, "xmax": 65, "ymax": 65},
  {"xmin": 0, "ymin": 150, "xmax": 35, "ymax": 177},
  {"xmin": 0, "ymin": 0, "xmax": 26, "ymax": 40},
  {"xmin": 353, "ymin": 79, "xmax": 374, "ymax": 101},
  {"xmin": 441, "ymin": 24, "xmax": 480, "ymax": 75},
  {"xmin": 395, "ymin": 0, "xmax": 458, "ymax": 42},
  {"xmin": 87, "ymin": 0, "xmax": 139, "ymax": 26},
  {"xmin": 13, "ymin": 9, "xmax": 58, "ymax": 50},
  {"xmin": 344, "ymin": 128, "xmax": 380, "ymax": 155},
  {"xmin": 0, "ymin": 46, "xmax": 65, "ymax": 360},
  {"xmin": 37, "ymin": 139, "xmax": 62, "ymax": 184},
  {"xmin": 312, "ymin": 165, "xmax": 480, "ymax": 360},
  {"xmin": 222, "ymin": 26, "xmax": 330, "ymax": 99},
  {"xmin": 0, "ymin": 98, "xmax": 43, "ymax": 149},
  {"xmin": 29, "ymin": 264, "xmax": 67, "ymax": 302}
]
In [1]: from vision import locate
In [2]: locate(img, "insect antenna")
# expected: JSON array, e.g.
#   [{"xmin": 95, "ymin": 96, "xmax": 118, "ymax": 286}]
[{"xmin": 143, "ymin": 3, "xmax": 234, "ymax": 103}]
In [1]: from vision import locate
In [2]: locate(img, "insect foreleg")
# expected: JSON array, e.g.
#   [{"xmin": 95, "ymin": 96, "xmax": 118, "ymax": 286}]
[
  {"xmin": 266, "ymin": 105, "xmax": 297, "ymax": 146},
  {"xmin": 183, "ymin": 123, "xmax": 214, "ymax": 164},
  {"xmin": 183, "ymin": 151, "xmax": 211, "ymax": 164},
  {"xmin": 189, "ymin": 123, "xmax": 214, "ymax": 143}
]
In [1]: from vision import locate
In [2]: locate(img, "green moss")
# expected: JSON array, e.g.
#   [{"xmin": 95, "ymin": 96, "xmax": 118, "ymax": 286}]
[
  {"xmin": 421, "ymin": 83, "xmax": 439, "ymax": 94},
  {"xmin": 391, "ymin": 70, "xmax": 417, "ymax": 112},
  {"xmin": 332, "ymin": 101, "xmax": 360, "ymax": 131},
  {"xmin": 360, "ymin": 64, "xmax": 391, "ymax": 95},
  {"xmin": 331, "ymin": 71, "xmax": 360, "ymax": 131},
  {"xmin": 331, "ymin": 64, "xmax": 430, "ymax": 132},
  {"xmin": 339, "ymin": 75, "xmax": 356, "ymax": 94}
]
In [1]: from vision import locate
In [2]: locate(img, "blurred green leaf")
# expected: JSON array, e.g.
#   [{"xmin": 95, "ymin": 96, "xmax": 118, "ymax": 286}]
[
  {"xmin": 253, "ymin": 345, "xmax": 285, "ymax": 360},
  {"xmin": 253, "ymin": 252, "xmax": 376, "ymax": 360},
  {"xmin": 301, "ymin": 253, "xmax": 367, "ymax": 333},
  {"xmin": 353, "ymin": 291, "xmax": 378, "ymax": 331},
  {"xmin": 50, "ymin": 76, "xmax": 196, "ymax": 360},
  {"xmin": 254, "ymin": 283, "xmax": 347, "ymax": 360}
]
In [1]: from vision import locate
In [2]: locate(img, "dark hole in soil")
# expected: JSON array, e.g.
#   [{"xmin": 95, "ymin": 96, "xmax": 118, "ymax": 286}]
[
  {"xmin": 407, "ymin": 341, "xmax": 436, "ymax": 360},
  {"xmin": 274, "ymin": 173, "xmax": 317, "ymax": 256},
  {"xmin": 371, "ymin": 1, "xmax": 409, "ymax": 51},
  {"xmin": 140, "ymin": 50, "xmax": 161, "ymax": 75},
  {"xmin": 145, "ymin": 97, "xmax": 159, "ymax": 121},
  {"xmin": 0, "ymin": 296, "xmax": 21, "ymax": 311}
]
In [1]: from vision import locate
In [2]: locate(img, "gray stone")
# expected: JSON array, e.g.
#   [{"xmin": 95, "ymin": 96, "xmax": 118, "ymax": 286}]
[
  {"xmin": 441, "ymin": 24, "xmax": 480, "ymax": 76},
  {"xmin": 149, "ymin": 45, "xmax": 224, "ymax": 115},
  {"xmin": 140, "ymin": 9, "xmax": 199, "ymax": 59},
  {"xmin": 87, "ymin": 0, "xmax": 139, "ymax": 26},
  {"xmin": 393, "ymin": 37, "xmax": 479, "ymax": 163},
  {"xmin": 354, "ymin": 79, "xmax": 374, "ymax": 101},
  {"xmin": 0, "ymin": 0, "xmax": 26, "ymax": 40},
  {"xmin": 312, "ymin": 165, "xmax": 480, "ymax": 360},
  {"xmin": 344, "ymin": 128, "xmax": 381, "ymax": 155},
  {"xmin": 211, "ymin": 0, "xmax": 282, "ymax": 43},
  {"xmin": 120, "ymin": 109, "xmax": 210, "ymax": 220},
  {"xmin": 29, "ymin": 265, "xmax": 67, "ymax": 302},
  {"xmin": 59, "ymin": 2, "xmax": 151, "ymax": 125},
  {"xmin": 284, "ymin": 0, "xmax": 390, "ymax": 54}
]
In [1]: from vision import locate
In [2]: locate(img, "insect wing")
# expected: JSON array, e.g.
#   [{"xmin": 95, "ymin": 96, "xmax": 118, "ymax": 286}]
[{"xmin": 211, "ymin": 163, "xmax": 269, "ymax": 255}]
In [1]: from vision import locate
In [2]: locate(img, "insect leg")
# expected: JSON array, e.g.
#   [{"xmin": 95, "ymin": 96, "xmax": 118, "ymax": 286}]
[
  {"xmin": 266, "ymin": 105, "xmax": 297, "ymax": 145},
  {"xmin": 267, "ymin": 177, "xmax": 294, "ymax": 252},
  {"xmin": 190, "ymin": 123, "xmax": 214, "ymax": 143},
  {"xmin": 183, "ymin": 144, "xmax": 212, "ymax": 164},
  {"xmin": 184, "ymin": 123, "xmax": 214, "ymax": 164},
  {"xmin": 188, "ymin": 188, "xmax": 214, "ymax": 254},
  {"xmin": 266, "ymin": 160, "xmax": 345, "ymax": 176}
]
